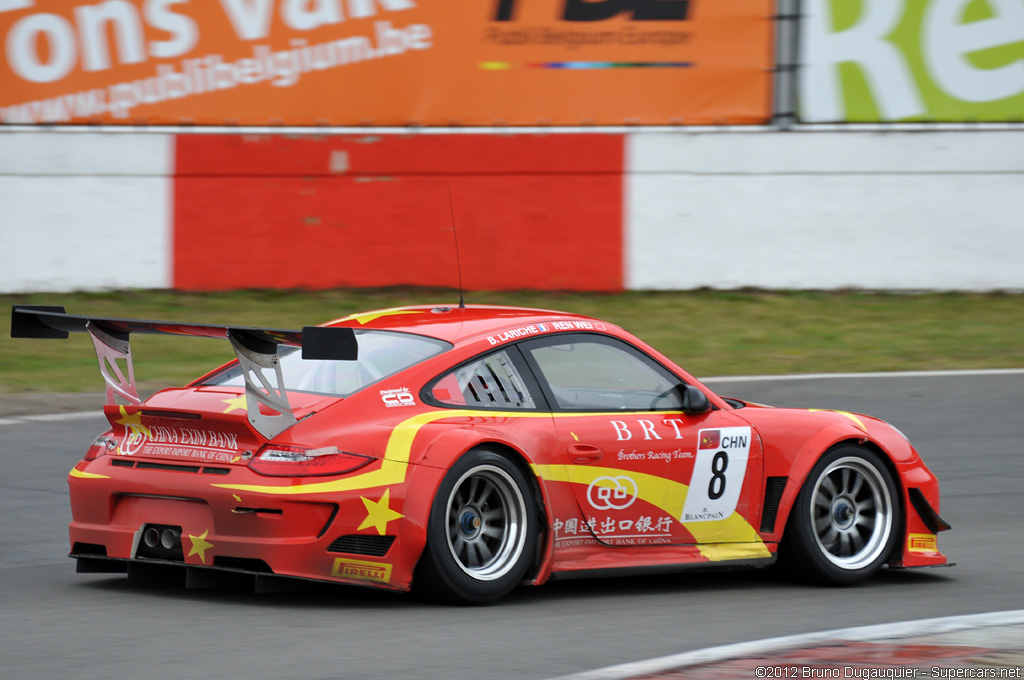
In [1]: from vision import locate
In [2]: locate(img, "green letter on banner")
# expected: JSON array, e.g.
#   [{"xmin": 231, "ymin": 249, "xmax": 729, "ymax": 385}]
[{"xmin": 800, "ymin": 0, "xmax": 1024, "ymax": 122}]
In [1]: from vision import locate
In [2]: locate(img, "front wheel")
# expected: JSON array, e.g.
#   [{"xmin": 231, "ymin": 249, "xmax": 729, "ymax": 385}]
[
  {"xmin": 779, "ymin": 445, "xmax": 901, "ymax": 585},
  {"xmin": 415, "ymin": 448, "xmax": 537, "ymax": 603}
]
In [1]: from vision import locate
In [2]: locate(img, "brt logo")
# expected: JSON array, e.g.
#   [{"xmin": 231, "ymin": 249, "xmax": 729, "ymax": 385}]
[{"xmin": 494, "ymin": 0, "xmax": 690, "ymax": 22}]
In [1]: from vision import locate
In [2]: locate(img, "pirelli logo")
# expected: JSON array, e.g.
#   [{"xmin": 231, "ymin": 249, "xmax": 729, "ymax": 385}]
[
  {"xmin": 331, "ymin": 558, "xmax": 393, "ymax": 584},
  {"xmin": 908, "ymin": 533, "xmax": 937, "ymax": 553}
]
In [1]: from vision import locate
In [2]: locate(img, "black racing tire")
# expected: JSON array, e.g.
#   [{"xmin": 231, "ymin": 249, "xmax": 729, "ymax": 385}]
[
  {"xmin": 415, "ymin": 447, "xmax": 538, "ymax": 604},
  {"xmin": 778, "ymin": 445, "xmax": 901, "ymax": 585}
]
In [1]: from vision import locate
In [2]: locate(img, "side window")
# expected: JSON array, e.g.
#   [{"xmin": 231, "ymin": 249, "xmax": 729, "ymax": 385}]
[
  {"xmin": 523, "ymin": 335, "xmax": 684, "ymax": 411},
  {"xmin": 429, "ymin": 350, "xmax": 537, "ymax": 410}
]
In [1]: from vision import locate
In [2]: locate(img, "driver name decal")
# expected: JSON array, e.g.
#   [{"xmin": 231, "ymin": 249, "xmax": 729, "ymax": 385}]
[
  {"xmin": 485, "ymin": 319, "xmax": 605, "ymax": 345},
  {"xmin": 487, "ymin": 323, "xmax": 548, "ymax": 345}
]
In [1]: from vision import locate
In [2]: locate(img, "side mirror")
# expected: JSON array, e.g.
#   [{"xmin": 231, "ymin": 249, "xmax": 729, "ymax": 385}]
[{"xmin": 680, "ymin": 384, "xmax": 712, "ymax": 415}]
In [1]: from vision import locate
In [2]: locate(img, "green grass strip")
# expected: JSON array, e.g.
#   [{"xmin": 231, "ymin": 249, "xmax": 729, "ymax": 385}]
[{"xmin": 3, "ymin": 289, "xmax": 1023, "ymax": 394}]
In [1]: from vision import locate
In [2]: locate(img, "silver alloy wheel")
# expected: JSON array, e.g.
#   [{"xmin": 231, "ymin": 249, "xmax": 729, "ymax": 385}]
[
  {"xmin": 810, "ymin": 456, "xmax": 894, "ymax": 570},
  {"xmin": 444, "ymin": 464, "xmax": 528, "ymax": 582}
]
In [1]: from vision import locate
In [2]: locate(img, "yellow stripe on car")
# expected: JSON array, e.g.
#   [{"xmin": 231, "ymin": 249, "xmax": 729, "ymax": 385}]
[
  {"xmin": 211, "ymin": 408, "xmax": 769, "ymax": 559},
  {"xmin": 531, "ymin": 463, "xmax": 768, "ymax": 559},
  {"xmin": 69, "ymin": 467, "xmax": 110, "ymax": 480}
]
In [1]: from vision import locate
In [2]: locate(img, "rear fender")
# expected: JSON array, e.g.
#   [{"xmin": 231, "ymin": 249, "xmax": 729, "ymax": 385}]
[{"xmin": 411, "ymin": 424, "xmax": 559, "ymax": 585}]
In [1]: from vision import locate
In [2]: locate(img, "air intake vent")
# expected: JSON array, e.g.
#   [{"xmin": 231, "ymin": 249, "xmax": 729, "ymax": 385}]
[
  {"xmin": 72, "ymin": 542, "xmax": 108, "ymax": 556},
  {"xmin": 137, "ymin": 461, "xmax": 201, "ymax": 473},
  {"xmin": 213, "ymin": 556, "xmax": 274, "ymax": 573},
  {"xmin": 761, "ymin": 477, "xmax": 788, "ymax": 533},
  {"xmin": 109, "ymin": 459, "xmax": 229, "ymax": 475},
  {"xmin": 328, "ymin": 534, "xmax": 396, "ymax": 557},
  {"xmin": 317, "ymin": 505, "xmax": 340, "ymax": 539}
]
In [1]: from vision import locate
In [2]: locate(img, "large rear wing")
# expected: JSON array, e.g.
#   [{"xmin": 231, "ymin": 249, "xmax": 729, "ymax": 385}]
[{"xmin": 11, "ymin": 305, "xmax": 357, "ymax": 439}]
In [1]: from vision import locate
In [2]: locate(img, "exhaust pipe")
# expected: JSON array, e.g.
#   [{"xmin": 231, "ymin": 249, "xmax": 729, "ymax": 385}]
[
  {"xmin": 136, "ymin": 524, "xmax": 184, "ymax": 561},
  {"xmin": 143, "ymin": 527, "xmax": 161, "ymax": 548},
  {"xmin": 160, "ymin": 528, "xmax": 179, "ymax": 550}
]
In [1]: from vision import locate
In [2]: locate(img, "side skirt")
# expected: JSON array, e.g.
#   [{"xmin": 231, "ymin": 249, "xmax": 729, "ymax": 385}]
[{"xmin": 549, "ymin": 555, "xmax": 776, "ymax": 581}]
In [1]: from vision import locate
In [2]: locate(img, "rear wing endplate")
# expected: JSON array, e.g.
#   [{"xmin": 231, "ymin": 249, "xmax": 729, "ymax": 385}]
[{"xmin": 11, "ymin": 306, "xmax": 357, "ymax": 439}]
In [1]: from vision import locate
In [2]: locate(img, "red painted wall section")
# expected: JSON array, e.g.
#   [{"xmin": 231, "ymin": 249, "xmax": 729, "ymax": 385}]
[{"xmin": 173, "ymin": 134, "xmax": 624, "ymax": 291}]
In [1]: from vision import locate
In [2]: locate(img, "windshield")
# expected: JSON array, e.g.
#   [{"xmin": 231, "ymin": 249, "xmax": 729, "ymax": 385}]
[{"xmin": 203, "ymin": 330, "xmax": 451, "ymax": 398}]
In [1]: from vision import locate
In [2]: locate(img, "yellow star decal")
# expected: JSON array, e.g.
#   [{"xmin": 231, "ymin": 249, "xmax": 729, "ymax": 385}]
[
  {"xmin": 115, "ymin": 406, "xmax": 152, "ymax": 435},
  {"xmin": 233, "ymin": 494, "xmax": 242, "ymax": 502},
  {"xmin": 570, "ymin": 431, "xmax": 579, "ymax": 441},
  {"xmin": 186, "ymin": 530, "xmax": 214, "ymax": 564},
  {"xmin": 357, "ymin": 489, "xmax": 404, "ymax": 536},
  {"xmin": 222, "ymin": 394, "xmax": 247, "ymax": 414},
  {"xmin": 328, "ymin": 309, "xmax": 421, "ymax": 326}
]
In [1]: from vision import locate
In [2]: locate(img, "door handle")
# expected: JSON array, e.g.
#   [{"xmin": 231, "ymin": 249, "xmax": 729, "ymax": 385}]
[{"xmin": 568, "ymin": 443, "xmax": 604, "ymax": 464}]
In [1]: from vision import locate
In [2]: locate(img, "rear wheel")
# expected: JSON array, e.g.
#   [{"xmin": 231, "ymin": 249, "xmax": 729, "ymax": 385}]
[
  {"xmin": 779, "ymin": 445, "xmax": 901, "ymax": 585},
  {"xmin": 416, "ymin": 448, "xmax": 537, "ymax": 603}
]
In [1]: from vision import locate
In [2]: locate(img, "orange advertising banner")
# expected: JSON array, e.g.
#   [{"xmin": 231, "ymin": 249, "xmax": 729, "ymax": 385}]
[{"xmin": 0, "ymin": 0, "xmax": 772, "ymax": 126}]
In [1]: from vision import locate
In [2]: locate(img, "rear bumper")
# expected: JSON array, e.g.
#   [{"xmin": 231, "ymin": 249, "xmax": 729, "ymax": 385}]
[{"xmin": 68, "ymin": 455, "xmax": 445, "ymax": 591}]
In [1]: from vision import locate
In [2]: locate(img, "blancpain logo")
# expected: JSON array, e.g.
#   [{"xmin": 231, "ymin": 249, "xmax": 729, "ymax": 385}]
[{"xmin": 683, "ymin": 509, "xmax": 726, "ymax": 522}]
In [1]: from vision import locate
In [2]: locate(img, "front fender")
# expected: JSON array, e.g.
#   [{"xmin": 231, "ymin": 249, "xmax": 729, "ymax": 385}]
[
  {"xmin": 742, "ymin": 409, "xmax": 907, "ymax": 543},
  {"xmin": 742, "ymin": 408, "xmax": 947, "ymax": 566},
  {"xmin": 767, "ymin": 423, "xmax": 878, "ymax": 544}
]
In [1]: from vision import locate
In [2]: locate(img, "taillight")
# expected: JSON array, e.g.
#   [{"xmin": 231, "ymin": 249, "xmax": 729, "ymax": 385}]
[
  {"xmin": 85, "ymin": 434, "xmax": 117, "ymax": 461},
  {"xmin": 249, "ymin": 445, "xmax": 373, "ymax": 477}
]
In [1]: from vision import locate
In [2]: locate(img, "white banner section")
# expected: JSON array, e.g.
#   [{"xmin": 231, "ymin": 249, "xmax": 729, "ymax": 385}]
[
  {"xmin": 626, "ymin": 131, "xmax": 1024, "ymax": 291},
  {"xmin": 0, "ymin": 133, "xmax": 173, "ymax": 293}
]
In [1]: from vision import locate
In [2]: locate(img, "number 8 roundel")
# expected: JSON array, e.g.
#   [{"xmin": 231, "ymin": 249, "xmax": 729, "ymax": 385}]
[{"xmin": 681, "ymin": 427, "xmax": 752, "ymax": 523}]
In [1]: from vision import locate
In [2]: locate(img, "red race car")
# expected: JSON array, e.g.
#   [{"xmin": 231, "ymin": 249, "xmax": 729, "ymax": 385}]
[{"xmin": 12, "ymin": 303, "xmax": 950, "ymax": 603}]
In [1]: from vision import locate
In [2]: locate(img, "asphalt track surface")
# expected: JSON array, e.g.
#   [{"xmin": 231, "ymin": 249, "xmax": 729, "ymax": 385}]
[{"xmin": 1, "ymin": 372, "xmax": 1021, "ymax": 680}]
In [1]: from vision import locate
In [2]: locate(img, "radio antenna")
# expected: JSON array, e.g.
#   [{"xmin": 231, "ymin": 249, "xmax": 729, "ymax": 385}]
[{"xmin": 448, "ymin": 187, "xmax": 465, "ymax": 309}]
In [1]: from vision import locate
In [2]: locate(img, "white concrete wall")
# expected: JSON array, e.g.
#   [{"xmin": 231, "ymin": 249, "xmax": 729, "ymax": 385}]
[
  {"xmin": 626, "ymin": 130, "xmax": 1024, "ymax": 290},
  {"xmin": 1, "ymin": 129, "xmax": 1022, "ymax": 293},
  {"xmin": 0, "ymin": 132, "xmax": 173, "ymax": 293}
]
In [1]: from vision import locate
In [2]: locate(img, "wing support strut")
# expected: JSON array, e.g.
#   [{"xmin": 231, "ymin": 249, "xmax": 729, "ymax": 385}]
[
  {"xmin": 226, "ymin": 330, "xmax": 298, "ymax": 440},
  {"xmin": 86, "ymin": 320, "xmax": 141, "ymax": 406},
  {"xmin": 10, "ymin": 305, "xmax": 358, "ymax": 441}
]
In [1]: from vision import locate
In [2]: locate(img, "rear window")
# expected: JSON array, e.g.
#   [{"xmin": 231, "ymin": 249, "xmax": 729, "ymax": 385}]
[
  {"xmin": 203, "ymin": 330, "xmax": 450, "ymax": 398},
  {"xmin": 429, "ymin": 350, "xmax": 537, "ymax": 410}
]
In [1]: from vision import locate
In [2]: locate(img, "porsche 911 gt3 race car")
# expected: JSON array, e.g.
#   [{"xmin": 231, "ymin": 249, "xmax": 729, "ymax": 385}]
[{"xmin": 11, "ymin": 303, "xmax": 950, "ymax": 603}]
